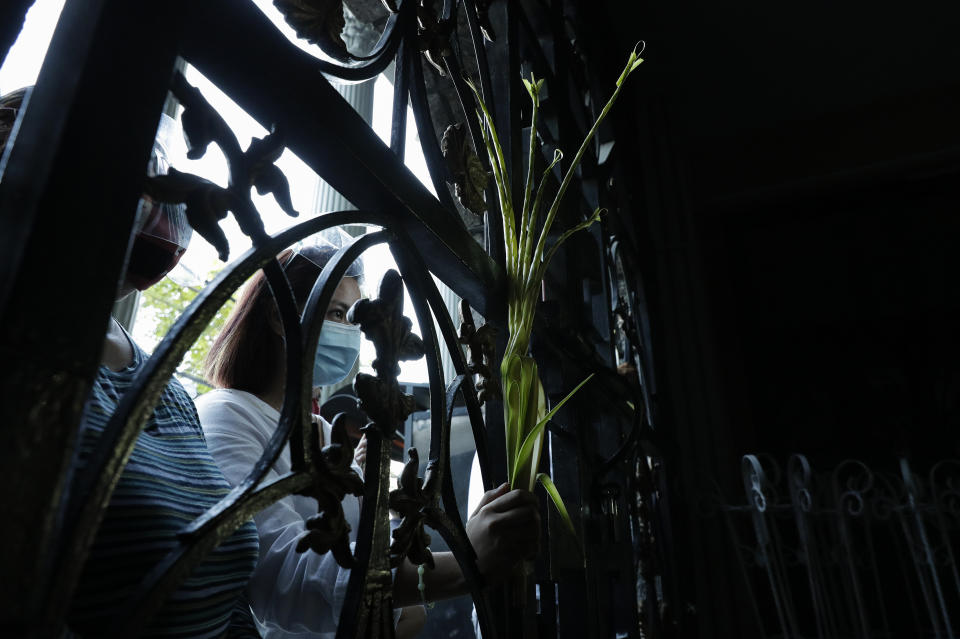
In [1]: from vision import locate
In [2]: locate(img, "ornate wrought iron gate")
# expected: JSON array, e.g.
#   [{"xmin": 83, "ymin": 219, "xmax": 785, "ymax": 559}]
[
  {"xmin": 715, "ymin": 454, "xmax": 960, "ymax": 639},
  {"xmin": 0, "ymin": 0, "xmax": 671, "ymax": 637}
]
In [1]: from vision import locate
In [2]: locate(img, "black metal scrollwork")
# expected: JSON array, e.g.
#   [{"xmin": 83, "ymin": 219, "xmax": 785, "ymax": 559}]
[
  {"xmin": 473, "ymin": 0, "xmax": 495, "ymax": 42},
  {"xmin": 4, "ymin": 0, "xmax": 668, "ymax": 637},
  {"xmin": 458, "ymin": 298, "xmax": 500, "ymax": 404},
  {"xmin": 336, "ymin": 268, "xmax": 426, "ymax": 639},
  {"xmin": 416, "ymin": 0, "xmax": 453, "ymax": 76},
  {"xmin": 442, "ymin": 122, "xmax": 489, "ymax": 216},
  {"xmin": 350, "ymin": 270, "xmax": 426, "ymax": 435},
  {"xmin": 296, "ymin": 415, "xmax": 365, "ymax": 567},
  {"xmin": 273, "ymin": 0, "xmax": 351, "ymax": 61},
  {"xmin": 48, "ymin": 67, "xmax": 312, "ymax": 635},
  {"xmin": 718, "ymin": 454, "xmax": 960, "ymax": 638},
  {"xmin": 389, "ymin": 447, "xmax": 435, "ymax": 568},
  {"xmin": 144, "ymin": 72, "xmax": 299, "ymax": 257}
]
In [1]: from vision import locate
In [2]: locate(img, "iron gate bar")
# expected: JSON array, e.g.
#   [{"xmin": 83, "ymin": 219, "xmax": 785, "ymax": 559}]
[
  {"xmin": 0, "ymin": 0, "xmax": 33, "ymax": 69},
  {"xmin": 542, "ymin": 0, "xmax": 595, "ymax": 234},
  {"xmin": 296, "ymin": 230, "xmax": 393, "ymax": 469},
  {"xmin": 901, "ymin": 458, "xmax": 956, "ymax": 637},
  {"xmin": 0, "ymin": 0, "xmax": 188, "ymax": 628},
  {"xmin": 515, "ymin": 1, "xmax": 557, "ymax": 83},
  {"xmin": 462, "ymin": 0, "xmax": 496, "ymax": 110},
  {"xmin": 435, "ymin": 0, "xmax": 485, "ymax": 171},
  {"xmin": 119, "ymin": 220, "xmax": 392, "ymax": 633},
  {"xmin": 884, "ymin": 472, "xmax": 927, "ymax": 630},
  {"xmin": 741, "ymin": 454, "xmax": 799, "ymax": 638},
  {"xmin": 48, "ymin": 252, "xmax": 299, "ymax": 633},
  {"xmin": 334, "ymin": 228, "xmax": 502, "ymax": 638},
  {"xmin": 387, "ymin": 236, "xmax": 462, "ymax": 480},
  {"xmin": 0, "ymin": 0, "xmax": 668, "ymax": 635},
  {"xmin": 392, "ymin": 228, "xmax": 494, "ymax": 490},
  {"xmin": 438, "ymin": 51, "xmax": 486, "ymax": 178},
  {"xmin": 406, "ymin": 46, "xmax": 460, "ymax": 216},
  {"xmin": 60, "ymin": 214, "xmax": 386, "ymax": 628},
  {"xmin": 895, "ymin": 480, "xmax": 945, "ymax": 636},
  {"xmin": 386, "ymin": 228, "xmax": 496, "ymax": 568},
  {"xmin": 390, "ymin": 40, "xmax": 411, "ymax": 157},
  {"xmin": 337, "ymin": 424, "xmax": 394, "ymax": 639},
  {"xmin": 336, "ymin": 268, "xmax": 420, "ymax": 639},
  {"xmin": 280, "ymin": 0, "xmax": 407, "ymax": 82},
  {"xmin": 121, "ymin": 470, "xmax": 316, "ymax": 635},
  {"xmin": 427, "ymin": 375, "xmax": 497, "ymax": 638},
  {"xmin": 389, "ymin": 255, "xmax": 447, "ymax": 475},
  {"xmin": 179, "ymin": 215, "xmax": 389, "ymax": 538},
  {"xmin": 485, "ymin": 0, "xmax": 522, "ymax": 250},
  {"xmin": 384, "ymin": 239, "xmax": 459, "ymax": 581},
  {"xmin": 179, "ymin": 0, "xmax": 505, "ymax": 320},
  {"xmin": 786, "ymin": 454, "xmax": 832, "ymax": 639},
  {"xmin": 332, "ymin": 7, "xmax": 404, "ymax": 68},
  {"xmin": 930, "ymin": 460, "xmax": 960, "ymax": 601},
  {"xmin": 463, "ymin": 0, "xmax": 506, "ymax": 269},
  {"xmin": 721, "ymin": 454, "xmax": 960, "ymax": 638}
]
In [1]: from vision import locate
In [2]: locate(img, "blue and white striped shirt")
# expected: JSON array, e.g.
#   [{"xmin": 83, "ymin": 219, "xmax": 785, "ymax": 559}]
[{"xmin": 69, "ymin": 341, "xmax": 260, "ymax": 638}]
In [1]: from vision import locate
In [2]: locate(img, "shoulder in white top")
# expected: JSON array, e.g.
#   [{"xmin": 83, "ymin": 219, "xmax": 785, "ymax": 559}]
[{"xmin": 197, "ymin": 388, "xmax": 362, "ymax": 639}]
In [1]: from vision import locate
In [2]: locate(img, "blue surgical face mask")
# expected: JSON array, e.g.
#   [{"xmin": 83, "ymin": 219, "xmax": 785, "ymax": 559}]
[{"xmin": 313, "ymin": 320, "xmax": 362, "ymax": 387}]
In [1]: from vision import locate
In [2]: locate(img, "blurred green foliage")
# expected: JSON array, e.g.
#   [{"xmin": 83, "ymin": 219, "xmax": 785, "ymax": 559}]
[{"xmin": 140, "ymin": 271, "xmax": 235, "ymax": 395}]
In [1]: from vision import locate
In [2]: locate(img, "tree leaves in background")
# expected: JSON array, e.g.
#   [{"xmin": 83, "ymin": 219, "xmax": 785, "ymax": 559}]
[{"xmin": 139, "ymin": 269, "xmax": 235, "ymax": 395}]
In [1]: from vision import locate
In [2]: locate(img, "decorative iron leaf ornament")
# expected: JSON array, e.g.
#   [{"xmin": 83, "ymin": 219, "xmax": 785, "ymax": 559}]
[
  {"xmin": 348, "ymin": 270, "xmax": 424, "ymax": 437},
  {"xmin": 475, "ymin": 0, "xmax": 496, "ymax": 41},
  {"xmin": 458, "ymin": 299, "xmax": 500, "ymax": 403},
  {"xmin": 178, "ymin": 91, "xmax": 218, "ymax": 160},
  {"xmin": 296, "ymin": 415, "xmax": 365, "ymax": 566},
  {"xmin": 158, "ymin": 71, "xmax": 300, "ymax": 259},
  {"xmin": 388, "ymin": 448, "xmax": 435, "ymax": 568},
  {"xmin": 336, "ymin": 270, "xmax": 434, "ymax": 637},
  {"xmin": 441, "ymin": 123, "xmax": 489, "ymax": 216},
  {"xmin": 273, "ymin": 0, "xmax": 350, "ymax": 62},
  {"xmin": 416, "ymin": 0, "xmax": 453, "ymax": 76},
  {"xmin": 247, "ymin": 127, "xmax": 298, "ymax": 217},
  {"xmin": 143, "ymin": 170, "xmax": 237, "ymax": 261}
]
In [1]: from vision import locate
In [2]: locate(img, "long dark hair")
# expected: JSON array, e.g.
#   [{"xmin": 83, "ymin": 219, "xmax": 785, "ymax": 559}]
[
  {"xmin": 205, "ymin": 249, "xmax": 321, "ymax": 394},
  {"xmin": 204, "ymin": 244, "xmax": 363, "ymax": 394}
]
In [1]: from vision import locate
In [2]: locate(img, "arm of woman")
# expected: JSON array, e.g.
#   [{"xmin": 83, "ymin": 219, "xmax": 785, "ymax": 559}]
[
  {"xmin": 199, "ymin": 395, "xmax": 354, "ymax": 636},
  {"xmin": 391, "ymin": 483, "xmax": 540, "ymax": 607}
]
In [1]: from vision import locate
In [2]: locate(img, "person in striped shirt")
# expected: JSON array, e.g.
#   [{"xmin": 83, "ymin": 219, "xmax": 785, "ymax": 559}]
[{"xmin": 1, "ymin": 89, "xmax": 261, "ymax": 637}]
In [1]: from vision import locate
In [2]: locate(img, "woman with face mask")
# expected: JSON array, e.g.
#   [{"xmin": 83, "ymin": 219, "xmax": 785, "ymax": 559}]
[
  {"xmin": 198, "ymin": 239, "xmax": 541, "ymax": 639},
  {"xmin": 1, "ymin": 89, "xmax": 261, "ymax": 636}
]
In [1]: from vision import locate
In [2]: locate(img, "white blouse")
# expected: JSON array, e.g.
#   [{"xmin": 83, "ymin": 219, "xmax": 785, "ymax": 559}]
[{"xmin": 197, "ymin": 388, "xmax": 363, "ymax": 639}]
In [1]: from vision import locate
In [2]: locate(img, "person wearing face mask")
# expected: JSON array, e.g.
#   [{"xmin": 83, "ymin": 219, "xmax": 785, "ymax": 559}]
[
  {"xmin": 197, "ymin": 237, "xmax": 541, "ymax": 639},
  {"xmin": 1, "ymin": 88, "xmax": 261, "ymax": 636}
]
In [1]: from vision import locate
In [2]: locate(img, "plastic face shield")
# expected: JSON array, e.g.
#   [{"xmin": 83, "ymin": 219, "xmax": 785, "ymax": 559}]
[
  {"xmin": 125, "ymin": 115, "xmax": 192, "ymax": 291},
  {"xmin": 284, "ymin": 227, "xmax": 365, "ymax": 285}
]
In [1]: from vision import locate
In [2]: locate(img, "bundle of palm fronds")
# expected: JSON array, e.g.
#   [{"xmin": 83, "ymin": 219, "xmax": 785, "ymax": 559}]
[{"xmin": 468, "ymin": 44, "xmax": 644, "ymax": 533}]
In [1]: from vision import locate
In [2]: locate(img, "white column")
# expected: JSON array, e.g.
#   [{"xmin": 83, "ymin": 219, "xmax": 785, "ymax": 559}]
[
  {"xmin": 437, "ymin": 275, "xmax": 462, "ymax": 383},
  {"xmin": 312, "ymin": 9, "xmax": 379, "ymax": 215}
]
